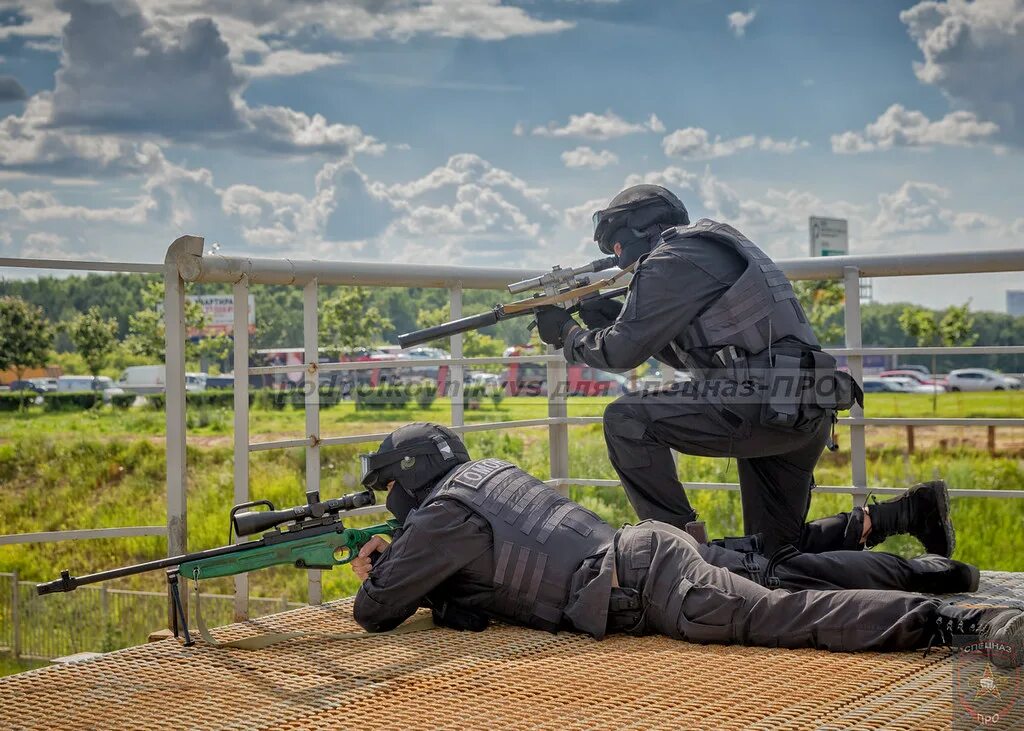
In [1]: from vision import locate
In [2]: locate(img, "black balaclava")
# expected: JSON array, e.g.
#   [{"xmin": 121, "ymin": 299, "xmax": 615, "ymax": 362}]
[
  {"xmin": 360, "ymin": 422, "xmax": 471, "ymax": 523},
  {"xmin": 592, "ymin": 184, "xmax": 690, "ymax": 268}
]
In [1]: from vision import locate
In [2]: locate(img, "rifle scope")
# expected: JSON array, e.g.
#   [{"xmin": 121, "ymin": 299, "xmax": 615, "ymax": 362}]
[
  {"xmin": 232, "ymin": 489, "xmax": 375, "ymax": 537},
  {"xmin": 506, "ymin": 256, "xmax": 617, "ymax": 295}
]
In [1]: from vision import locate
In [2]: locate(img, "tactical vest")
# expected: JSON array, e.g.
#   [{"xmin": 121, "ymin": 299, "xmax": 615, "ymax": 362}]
[
  {"xmin": 422, "ymin": 458, "xmax": 615, "ymax": 632},
  {"xmin": 662, "ymin": 219, "xmax": 819, "ymax": 368}
]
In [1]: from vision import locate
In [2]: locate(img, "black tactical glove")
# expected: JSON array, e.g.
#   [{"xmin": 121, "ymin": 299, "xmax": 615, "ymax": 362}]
[
  {"xmin": 578, "ymin": 296, "xmax": 624, "ymax": 329},
  {"xmin": 431, "ymin": 601, "xmax": 490, "ymax": 632},
  {"xmin": 535, "ymin": 306, "xmax": 578, "ymax": 349}
]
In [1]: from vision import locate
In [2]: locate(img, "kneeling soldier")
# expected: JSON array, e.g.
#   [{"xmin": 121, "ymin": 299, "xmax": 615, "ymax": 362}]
[{"xmin": 351, "ymin": 423, "xmax": 1023, "ymax": 667}]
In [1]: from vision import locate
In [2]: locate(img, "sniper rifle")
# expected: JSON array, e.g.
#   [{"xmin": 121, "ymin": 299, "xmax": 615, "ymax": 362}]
[
  {"xmin": 397, "ymin": 255, "xmax": 632, "ymax": 349},
  {"xmin": 36, "ymin": 488, "xmax": 397, "ymax": 647}
]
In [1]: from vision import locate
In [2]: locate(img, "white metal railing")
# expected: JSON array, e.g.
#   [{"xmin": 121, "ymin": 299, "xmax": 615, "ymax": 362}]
[{"xmin": 3, "ymin": 240, "xmax": 1024, "ymax": 630}]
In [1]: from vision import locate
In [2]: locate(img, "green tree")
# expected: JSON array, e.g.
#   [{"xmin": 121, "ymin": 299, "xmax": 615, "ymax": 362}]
[
  {"xmin": 125, "ymin": 282, "xmax": 211, "ymax": 363},
  {"xmin": 793, "ymin": 280, "xmax": 845, "ymax": 346},
  {"xmin": 899, "ymin": 301, "xmax": 977, "ymax": 408},
  {"xmin": 0, "ymin": 296, "xmax": 54, "ymax": 382},
  {"xmin": 939, "ymin": 301, "xmax": 978, "ymax": 350},
  {"xmin": 898, "ymin": 305, "xmax": 938, "ymax": 350},
  {"xmin": 65, "ymin": 306, "xmax": 119, "ymax": 381},
  {"xmin": 321, "ymin": 287, "xmax": 392, "ymax": 352}
]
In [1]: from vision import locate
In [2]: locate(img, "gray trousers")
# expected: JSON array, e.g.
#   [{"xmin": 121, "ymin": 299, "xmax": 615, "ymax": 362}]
[
  {"xmin": 612, "ymin": 522, "xmax": 939, "ymax": 652},
  {"xmin": 603, "ymin": 388, "xmax": 865, "ymax": 555}
]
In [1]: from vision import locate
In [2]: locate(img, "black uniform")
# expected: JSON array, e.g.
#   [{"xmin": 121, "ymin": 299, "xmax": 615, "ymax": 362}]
[
  {"xmin": 564, "ymin": 219, "xmax": 863, "ymax": 555},
  {"xmin": 355, "ymin": 460, "xmax": 971, "ymax": 653}
]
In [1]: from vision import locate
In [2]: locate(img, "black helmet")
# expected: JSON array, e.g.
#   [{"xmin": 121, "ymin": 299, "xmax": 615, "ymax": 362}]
[
  {"xmin": 360, "ymin": 423, "xmax": 471, "ymax": 522},
  {"xmin": 592, "ymin": 184, "xmax": 689, "ymax": 267}
]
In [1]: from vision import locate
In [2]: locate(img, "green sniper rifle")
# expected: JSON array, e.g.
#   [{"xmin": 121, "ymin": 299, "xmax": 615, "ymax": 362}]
[
  {"xmin": 397, "ymin": 256, "xmax": 632, "ymax": 349},
  {"xmin": 36, "ymin": 488, "xmax": 397, "ymax": 647}
]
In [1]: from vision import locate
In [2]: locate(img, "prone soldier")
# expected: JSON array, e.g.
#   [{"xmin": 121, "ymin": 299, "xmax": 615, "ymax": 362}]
[{"xmin": 350, "ymin": 423, "xmax": 1023, "ymax": 667}]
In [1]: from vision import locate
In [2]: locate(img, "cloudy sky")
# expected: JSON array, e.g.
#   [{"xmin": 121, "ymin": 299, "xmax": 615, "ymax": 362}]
[{"xmin": 0, "ymin": 0, "xmax": 1022, "ymax": 310}]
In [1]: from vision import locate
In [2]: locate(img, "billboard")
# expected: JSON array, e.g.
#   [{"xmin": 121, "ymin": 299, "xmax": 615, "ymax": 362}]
[
  {"xmin": 809, "ymin": 217, "xmax": 848, "ymax": 257},
  {"xmin": 186, "ymin": 294, "xmax": 256, "ymax": 336}
]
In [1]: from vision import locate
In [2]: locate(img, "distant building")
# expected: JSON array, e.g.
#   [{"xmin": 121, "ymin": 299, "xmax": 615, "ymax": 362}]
[{"xmin": 1009, "ymin": 290, "xmax": 1024, "ymax": 316}]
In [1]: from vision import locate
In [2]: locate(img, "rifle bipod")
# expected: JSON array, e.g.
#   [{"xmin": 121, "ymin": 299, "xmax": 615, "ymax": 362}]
[{"xmin": 166, "ymin": 570, "xmax": 194, "ymax": 647}]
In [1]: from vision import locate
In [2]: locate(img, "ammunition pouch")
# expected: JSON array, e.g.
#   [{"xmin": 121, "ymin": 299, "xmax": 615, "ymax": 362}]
[
  {"xmin": 606, "ymin": 587, "xmax": 645, "ymax": 634},
  {"xmin": 757, "ymin": 348, "xmax": 863, "ymax": 430}
]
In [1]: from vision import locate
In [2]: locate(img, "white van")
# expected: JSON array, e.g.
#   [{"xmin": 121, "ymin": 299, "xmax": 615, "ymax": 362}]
[
  {"xmin": 119, "ymin": 365, "xmax": 165, "ymax": 395},
  {"xmin": 118, "ymin": 366, "xmax": 207, "ymax": 394}
]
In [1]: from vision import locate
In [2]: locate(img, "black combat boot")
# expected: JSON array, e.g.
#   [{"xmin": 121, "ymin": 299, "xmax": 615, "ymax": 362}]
[
  {"xmin": 931, "ymin": 602, "xmax": 1024, "ymax": 669},
  {"xmin": 866, "ymin": 480, "xmax": 955, "ymax": 557},
  {"xmin": 906, "ymin": 556, "xmax": 980, "ymax": 595}
]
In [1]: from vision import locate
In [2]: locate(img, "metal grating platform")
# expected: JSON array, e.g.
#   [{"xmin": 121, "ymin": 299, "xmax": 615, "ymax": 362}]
[{"xmin": 2, "ymin": 572, "xmax": 1023, "ymax": 730}]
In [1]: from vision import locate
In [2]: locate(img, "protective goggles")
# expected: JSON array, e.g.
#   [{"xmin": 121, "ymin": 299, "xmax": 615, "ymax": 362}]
[{"xmin": 359, "ymin": 436, "xmax": 456, "ymax": 489}]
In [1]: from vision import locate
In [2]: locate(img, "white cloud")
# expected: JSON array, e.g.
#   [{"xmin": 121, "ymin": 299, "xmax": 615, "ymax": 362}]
[
  {"xmin": 727, "ymin": 10, "xmax": 757, "ymax": 37},
  {"xmin": 561, "ymin": 146, "xmax": 619, "ymax": 170},
  {"xmin": 363, "ymin": 153, "xmax": 559, "ymax": 260},
  {"xmin": 0, "ymin": 95, "xmax": 168, "ymax": 176},
  {"xmin": 50, "ymin": 2, "xmax": 242, "ymax": 136},
  {"xmin": 532, "ymin": 111, "xmax": 664, "ymax": 140},
  {"xmin": 0, "ymin": 0, "xmax": 574, "ymax": 47},
  {"xmin": 831, "ymin": 104, "xmax": 998, "ymax": 153},
  {"xmin": 0, "ymin": 188, "xmax": 153, "ymax": 224},
  {"xmin": 901, "ymin": 0, "xmax": 1024, "ymax": 144},
  {"xmin": 662, "ymin": 127, "xmax": 809, "ymax": 159},
  {"xmin": 562, "ymin": 197, "xmax": 608, "ymax": 229},
  {"xmin": 31, "ymin": 0, "xmax": 383, "ymax": 158},
  {"xmin": 242, "ymin": 50, "xmax": 349, "ymax": 79},
  {"xmin": 623, "ymin": 165, "xmax": 698, "ymax": 191},
  {"xmin": 871, "ymin": 180, "xmax": 1000, "ymax": 236}
]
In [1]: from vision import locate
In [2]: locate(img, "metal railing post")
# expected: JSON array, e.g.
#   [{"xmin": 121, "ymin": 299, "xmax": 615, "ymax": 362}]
[
  {"xmin": 843, "ymin": 266, "xmax": 868, "ymax": 505},
  {"xmin": 11, "ymin": 569, "xmax": 20, "ymax": 659},
  {"xmin": 163, "ymin": 236, "xmax": 199, "ymax": 628},
  {"xmin": 232, "ymin": 277, "xmax": 250, "ymax": 621},
  {"xmin": 304, "ymin": 278, "xmax": 322, "ymax": 605},
  {"xmin": 546, "ymin": 350, "xmax": 570, "ymax": 497},
  {"xmin": 450, "ymin": 285, "xmax": 465, "ymax": 428}
]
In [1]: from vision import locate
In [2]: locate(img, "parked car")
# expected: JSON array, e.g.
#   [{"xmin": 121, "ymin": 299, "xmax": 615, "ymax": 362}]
[
  {"xmin": 880, "ymin": 376, "xmax": 946, "ymax": 394},
  {"xmin": 946, "ymin": 368, "xmax": 1021, "ymax": 392},
  {"xmin": 894, "ymin": 364, "xmax": 931, "ymax": 376},
  {"xmin": 57, "ymin": 375, "xmax": 125, "ymax": 403},
  {"xmin": 204, "ymin": 374, "xmax": 234, "ymax": 389},
  {"xmin": 878, "ymin": 370, "xmax": 945, "ymax": 387},
  {"xmin": 861, "ymin": 376, "xmax": 902, "ymax": 393},
  {"xmin": 29, "ymin": 377, "xmax": 58, "ymax": 392},
  {"xmin": 8, "ymin": 379, "xmax": 46, "ymax": 393}
]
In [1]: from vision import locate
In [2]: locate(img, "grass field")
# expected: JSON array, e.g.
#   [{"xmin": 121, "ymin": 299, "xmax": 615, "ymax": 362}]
[{"xmin": 1, "ymin": 391, "xmax": 1023, "ymax": 673}]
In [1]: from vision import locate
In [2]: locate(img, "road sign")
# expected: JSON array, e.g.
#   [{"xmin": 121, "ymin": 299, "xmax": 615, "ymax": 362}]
[{"xmin": 809, "ymin": 217, "xmax": 848, "ymax": 257}]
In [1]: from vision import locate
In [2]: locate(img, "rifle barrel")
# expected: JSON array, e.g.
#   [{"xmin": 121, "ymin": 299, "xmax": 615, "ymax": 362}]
[
  {"xmin": 36, "ymin": 539, "xmax": 255, "ymax": 595},
  {"xmin": 398, "ymin": 308, "xmax": 503, "ymax": 349}
]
